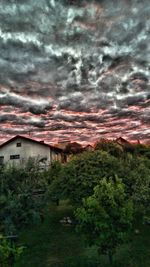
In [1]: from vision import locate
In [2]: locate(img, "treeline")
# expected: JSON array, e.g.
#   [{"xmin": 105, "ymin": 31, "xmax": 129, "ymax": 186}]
[
  {"xmin": 48, "ymin": 142, "xmax": 150, "ymax": 264},
  {"xmin": 50, "ymin": 142, "xmax": 150, "ymax": 210}
]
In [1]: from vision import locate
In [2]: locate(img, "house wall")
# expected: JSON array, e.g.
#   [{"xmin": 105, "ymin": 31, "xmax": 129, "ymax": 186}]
[{"xmin": 0, "ymin": 137, "xmax": 52, "ymax": 166}]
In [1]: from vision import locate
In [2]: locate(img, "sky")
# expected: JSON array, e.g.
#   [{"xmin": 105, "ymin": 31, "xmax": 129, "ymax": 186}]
[{"xmin": 0, "ymin": 0, "xmax": 150, "ymax": 145}]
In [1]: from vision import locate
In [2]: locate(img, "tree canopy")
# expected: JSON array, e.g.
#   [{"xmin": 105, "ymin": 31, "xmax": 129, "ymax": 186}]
[
  {"xmin": 75, "ymin": 176, "xmax": 133, "ymax": 264},
  {"xmin": 49, "ymin": 149, "xmax": 150, "ymax": 216}
]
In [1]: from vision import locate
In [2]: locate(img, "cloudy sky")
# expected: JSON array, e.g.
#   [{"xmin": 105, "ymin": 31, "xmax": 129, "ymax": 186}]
[{"xmin": 0, "ymin": 0, "xmax": 149, "ymax": 144}]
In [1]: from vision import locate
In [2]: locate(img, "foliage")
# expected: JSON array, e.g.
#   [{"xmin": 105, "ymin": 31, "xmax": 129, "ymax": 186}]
[
  {"xmin": 15, "ymin": 201, "xmax": 150, "ymax": 267},
  {"xmin": 47, "ymin": 161, "xmax": 62, "ymax": 185},
  {"xmin": 47, "ymin": 161, "xmax": 62, "ymax": 204},
  {"xmin": 119, "ymin": 156, "xmax": 150, "ymax": 216},
  {"xmin": 50, "ymin": 149, "xmax": 150, "ymax": 219},
  {"xmin": 0, "ymin": 160, "xmax": 49, "ymax": 234},
  {"xmin": 95, "ymin": 140, "xmax": 150, "ymax": 160},
  {"xmin": 95, "ymin": 140, "xmax": 123, "ymax": 157},
  {"xmin": 0, "ymin": 234, "xmax": 25, "ymax": 267},
  {"xmin": 75, "ymin": 176, "xmax": 133, "ymax": 265},
  {"xmin": 64, "ymin": 142, "xmax": 83, "ymax": 154},
  {"xmin": 49, "ymin": 150, "xmax": 122, "ymax": 205},
  {"xmin": 125, "ymin": 143, "xmax": 150, "ymax": 158}
]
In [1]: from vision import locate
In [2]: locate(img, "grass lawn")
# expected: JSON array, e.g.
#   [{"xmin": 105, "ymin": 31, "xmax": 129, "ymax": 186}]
[
  {"xmin": 15, "ymin": 201, "xmax": 94, "ymax": 267},
  {"xmin": 15, "ymin": 201, "xmax": 150, "ymax": 267}
]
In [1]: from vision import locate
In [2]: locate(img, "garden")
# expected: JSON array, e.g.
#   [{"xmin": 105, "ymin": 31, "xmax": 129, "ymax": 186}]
[{"xmin": 0, "ymin": 142, "xmax": 150, "ymax": 266}]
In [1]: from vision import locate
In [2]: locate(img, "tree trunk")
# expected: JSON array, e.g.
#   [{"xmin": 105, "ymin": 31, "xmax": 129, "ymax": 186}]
[
  {"xmin": 108, "ymin": 250, "xmax": 113, "ymax": 266},
  {"xmin": 8, "ymin": 253, "xmax": 15, "ymax": 267},
  {"xmin": 56, "ymin": 198, "xmax": 59, "ymax": 206}
]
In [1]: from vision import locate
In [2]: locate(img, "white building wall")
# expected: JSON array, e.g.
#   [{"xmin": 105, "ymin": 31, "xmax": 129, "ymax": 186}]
[{"xmin": 0, "ymin": 137, "xmax": 51, "ymax": 166}]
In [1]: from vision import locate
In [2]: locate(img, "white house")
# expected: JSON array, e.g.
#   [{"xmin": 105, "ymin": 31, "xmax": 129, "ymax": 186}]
[{"xmin": 0, "ymin": 135, "xmax": 63, "ymax": 167}]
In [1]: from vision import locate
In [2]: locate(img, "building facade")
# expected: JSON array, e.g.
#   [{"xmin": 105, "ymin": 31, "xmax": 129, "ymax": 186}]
[{"xmin": 0, "ymin": 135, "xmax": 63, "ymax": 167}]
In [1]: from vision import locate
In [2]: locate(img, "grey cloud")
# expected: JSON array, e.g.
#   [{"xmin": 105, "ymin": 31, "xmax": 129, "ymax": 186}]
[
  {"xmin": 58, "ymin": 92, "xmax": 90, "ymax": 111},
  {"xmin": 110, "ymin": 108, "xmax": 137, "ymax": 118},
  {"xmin": 124, "ymin": 93, "xmax": 150, "ymax": 107},
  {"xmin": 52, "ymin": 112, "xmax": 105, "ymax": 123},
  {"xmin": 129, "ymin": 132, "xmax": 150, "ymax": 140},
  {"xmin": 0, "ymin": 91, "xmax": 53, "ymax": 114},
  {"xmin": 0, "ymin": 0, "xmax": 150, "ymax": 142},
  {"xmin": 27, "ymin": 119, "xmax": 45, "ymax": 128},
  {"xmin": 129, "ymin": 72, "xmax": 149, "ymax": 82},
  {"xmin": 0, "ymin": 113, "xmax": 45, "ymax": 128},
  {"xmin": 0, "ymin": 114, "xmax": 17, "ymax": 122}
]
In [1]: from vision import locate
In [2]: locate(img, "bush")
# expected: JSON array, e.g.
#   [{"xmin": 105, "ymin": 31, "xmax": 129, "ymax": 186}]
[{"xmin": 0, "ymin": 234, "xmax": 25, "ymax": 267}]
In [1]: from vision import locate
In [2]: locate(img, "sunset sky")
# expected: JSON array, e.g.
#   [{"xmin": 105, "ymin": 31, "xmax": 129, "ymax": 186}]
[{"xmin": 0, "ymin": 0, "xmax": 149, "ymax": 145}]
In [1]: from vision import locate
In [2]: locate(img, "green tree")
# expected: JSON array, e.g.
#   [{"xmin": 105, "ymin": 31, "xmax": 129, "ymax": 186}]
[
  {"xmin": 0, "ymin": 161, "xmax": 49, "ymax": 234},
  {"xmin": 64, "ymin": 142, "xmax": 83, "ymax": 155},
  {"xmin": 95, "ymin": 139, "xmax": 123, "ymax": 157},
  {"xmin": 49, "ymin": 150, "xmax": 150, "ymax": 221},
  {"xmin": 49, "ymin": 150, "xmax": 122, "ymax": 205},
  {"xmin": 119, "ymin": 156, "xmax": 150, "ymax": 217},
  {"xmin": 75, "ymin": 176, "xmax": 133, "ymax": 265},
  {"xmin": 133, "ymin": 143, "xmax": 150, "ymax": 158},
  {"xmin": 47, "ymin": 161, "xmax": 62, "ymax": 205}
]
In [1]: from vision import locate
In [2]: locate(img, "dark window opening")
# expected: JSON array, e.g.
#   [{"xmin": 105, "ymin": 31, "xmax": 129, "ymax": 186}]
[
  {"xmin": 16, "ymin": 142, "xmax": 21, "ymax": 147},
  {"xmin": 10, "ymin": 155, "xmax": 20, "ymax": 160}
]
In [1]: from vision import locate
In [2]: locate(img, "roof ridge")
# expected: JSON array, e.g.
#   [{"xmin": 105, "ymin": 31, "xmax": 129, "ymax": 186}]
[{"xmin": 0, "ymin": 135, "xmax": 63, "ymax": 151}]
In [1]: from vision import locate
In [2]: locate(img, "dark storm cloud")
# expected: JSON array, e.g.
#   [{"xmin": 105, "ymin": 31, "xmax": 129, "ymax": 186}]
[
  {"xmin": 0, "ymin": 0, "xmax": 149, "ymax": 142},
  {"xmin": 0, "ymin": 90, "xmax": 53, "ymax": 114},
  {"xmin": 52, "ymin": 112, "xmax": 105, "ymax": 123},
  {"xmin": 0, "ymin": 113, "xmax": 45, "ymax": 128},
  {"xmin": 110, "ymin": 108, "xmax": 137, "ymax": 118},
  {"xmin": 0, "ymin": 114, "xmax": 16, "ymax": 122}
]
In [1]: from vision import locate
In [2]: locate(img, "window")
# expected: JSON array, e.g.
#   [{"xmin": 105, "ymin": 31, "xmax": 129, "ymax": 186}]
[
  {"xmin": 10, "ymin": 155, "xmax": 20, "ymax": 160},
  {"xmin": 0, "ymin": 156, "xmax": 4, "ymax": 165},
  {"xmin": 16, "ymin": 142, "xmax": 21, "ymax": 147}
]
